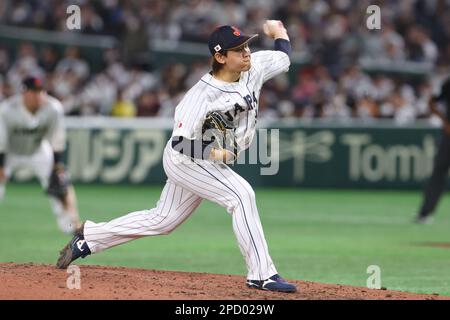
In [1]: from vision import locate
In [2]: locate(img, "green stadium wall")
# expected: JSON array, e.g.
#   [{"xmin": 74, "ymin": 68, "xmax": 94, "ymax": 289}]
[{"xmin": 11, "ymin": 118, "xmax": 447, "ymax": 189}]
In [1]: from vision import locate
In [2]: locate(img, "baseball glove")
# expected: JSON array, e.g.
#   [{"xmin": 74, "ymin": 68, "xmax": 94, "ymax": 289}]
[
  {"xmin": 202, "ymin": 111, "xmax": 238, "ymax": 161},
  {"xmin": 46, "ymin": 165, "xmax": 71, "ymax": 201}
]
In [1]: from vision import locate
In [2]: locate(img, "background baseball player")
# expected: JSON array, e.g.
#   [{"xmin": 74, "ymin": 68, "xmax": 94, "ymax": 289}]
[
  {"xmin": 0, "ymin": 76, "xmax": 81, "ymax": 234},
  {"xmin": 415, "ymin": 76, "xmax": 450, "ymax": 224},
  {"xmin": 57, "ymin": 21, "xmax": 297, "ymax": 293}
]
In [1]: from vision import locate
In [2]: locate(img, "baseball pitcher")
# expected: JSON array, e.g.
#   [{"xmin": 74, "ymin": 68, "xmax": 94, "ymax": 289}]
[
  {"xmin": 0, "ymin": 76, "xmax": 81, "ymax": 234},
  {"xmin": 57, "ymin": 21, "xmax": 297, "ymax": 293}
]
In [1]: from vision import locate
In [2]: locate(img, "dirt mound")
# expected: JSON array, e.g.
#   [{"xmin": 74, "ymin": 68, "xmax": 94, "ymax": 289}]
[
  {"xmin": 0, "ymin": 263, "xmax": 446, "ymax": 300},
  {"xmin": 416, "ymin": 242, "xmax": 450, "ymax": 249}
]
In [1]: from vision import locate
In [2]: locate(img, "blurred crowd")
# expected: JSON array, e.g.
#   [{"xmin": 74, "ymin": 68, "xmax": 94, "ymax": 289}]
[{"xmin": 0, "ymin": 0, "xmax": 450, "ymax": 124}]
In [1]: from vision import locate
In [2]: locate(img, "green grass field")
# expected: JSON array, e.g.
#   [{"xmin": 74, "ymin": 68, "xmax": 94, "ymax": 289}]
[{"xmin": 1, "ymin": 183, "xmax": 450, "ymax": 296}]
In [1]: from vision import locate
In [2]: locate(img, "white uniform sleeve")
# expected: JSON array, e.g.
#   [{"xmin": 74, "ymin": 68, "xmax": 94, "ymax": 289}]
[
  {"xmin": 0, "ymin": 107, "xmax": 7, "ymax": 154},
  {"xmin": 46, "ymin": 100, "xmax": 66, "ymax": 152},
  {"xmin": 251, "ymin": 50, "xmax": 290, "ymax": 83}
]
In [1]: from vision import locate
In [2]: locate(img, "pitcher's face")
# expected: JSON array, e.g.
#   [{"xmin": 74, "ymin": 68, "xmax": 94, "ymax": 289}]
[{"xmin": 225, "ymin": 43, "xmax": 252, "ymax": 72}]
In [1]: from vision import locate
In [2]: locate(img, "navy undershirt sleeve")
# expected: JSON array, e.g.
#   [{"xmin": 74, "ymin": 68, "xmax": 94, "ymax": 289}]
[{"xmin": 274, "ymin": 38, "xmax": 291, "ymax": 56}]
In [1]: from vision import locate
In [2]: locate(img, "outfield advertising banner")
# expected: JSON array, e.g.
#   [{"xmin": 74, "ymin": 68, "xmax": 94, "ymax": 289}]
[
  {"xmin": 255, "ymin": 126, "xmax": 440, "ymax": 189},
  {"xmin": 10, "ymin": 119, "xmax": 445, "ymax": 189},
  {"xmin": 66, "ymin": 128, "xmax": 168, "ymax": 184}
]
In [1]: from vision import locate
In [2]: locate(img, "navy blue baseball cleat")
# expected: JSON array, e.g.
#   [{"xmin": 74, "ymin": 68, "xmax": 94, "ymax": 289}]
[
  {"xmin": 56, "ymin": 224, "xmax": 91, "ymax": 269},
  {"xmin": 246, "ymin": 274, "xmax": 297, "ymax": 293}
]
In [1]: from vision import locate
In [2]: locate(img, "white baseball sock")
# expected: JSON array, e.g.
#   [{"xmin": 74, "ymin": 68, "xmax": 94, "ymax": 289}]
[
  {"xmin": 49, "ymin": 197, "xmax": 76, "ymax": 234},
  {"xmin": 0, "ymin": 183, "xmax": 5, "ymax": 202}
]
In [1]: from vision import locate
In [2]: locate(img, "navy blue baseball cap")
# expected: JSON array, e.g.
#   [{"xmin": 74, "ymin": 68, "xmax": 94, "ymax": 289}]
[
  {"xmin": 208, "ymin": 25, "xmax": 258, "ymax": 55},
  {"xmin": 23, "ymin": 76, "xmax": 44, "ymax": 91}
]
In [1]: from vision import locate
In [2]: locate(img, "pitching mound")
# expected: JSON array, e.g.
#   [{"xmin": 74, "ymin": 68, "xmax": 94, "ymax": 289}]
[
  {"xmin": 416, "ymin": 242, "xmax": 450, "ymax": 249},
  {"xmin": 0, "ymin": 263, "xmax": 446, "ymax": 300}
]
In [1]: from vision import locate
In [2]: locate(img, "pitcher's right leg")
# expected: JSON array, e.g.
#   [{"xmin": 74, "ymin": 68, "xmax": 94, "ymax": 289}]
[
  {"xmin": 164, "ymin": 149, "xmax": 277, "ymax": 281},
  {"xmin": 164, "ymin": 151, "xmax": 296, "ymax": 292}
]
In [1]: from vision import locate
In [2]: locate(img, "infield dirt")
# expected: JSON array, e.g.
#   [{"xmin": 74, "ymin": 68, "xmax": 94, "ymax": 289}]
[{"xmin": 0, "ymin": 263, "xmax": 447, "ymax": 300}]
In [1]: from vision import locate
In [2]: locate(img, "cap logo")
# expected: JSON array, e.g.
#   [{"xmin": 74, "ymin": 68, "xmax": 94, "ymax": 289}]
[
  {"xmin": 231, "ymin": 26, "xmax": 241, "ymax": 36},
  {"xmin": 214, "ymin": 44, "xmax": 222, "ymax": 52}
]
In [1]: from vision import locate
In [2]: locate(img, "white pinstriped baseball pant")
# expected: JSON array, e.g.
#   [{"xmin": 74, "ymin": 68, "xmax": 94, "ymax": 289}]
[{"xmin": 84, "ymin": 140, "xmax": 277, "ymax": 280}]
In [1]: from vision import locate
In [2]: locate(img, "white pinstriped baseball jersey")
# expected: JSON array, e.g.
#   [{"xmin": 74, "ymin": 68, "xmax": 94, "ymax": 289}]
[
  {"xmin": 173, "ymin": 50, "xmax": 290, "ymax": 150},
  {"xmin": 82, "ymin": 49, "xmax": 291, "ymax": 281}
]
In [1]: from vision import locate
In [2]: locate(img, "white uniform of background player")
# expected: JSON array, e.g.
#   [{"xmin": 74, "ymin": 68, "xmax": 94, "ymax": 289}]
[
  {"xmin": 0, "ymin": 77, "xmax": 81, "ymax": 234},
  {"xmin": 58, "ymin": 21, "xmax": 297, "ymax": 292}
]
